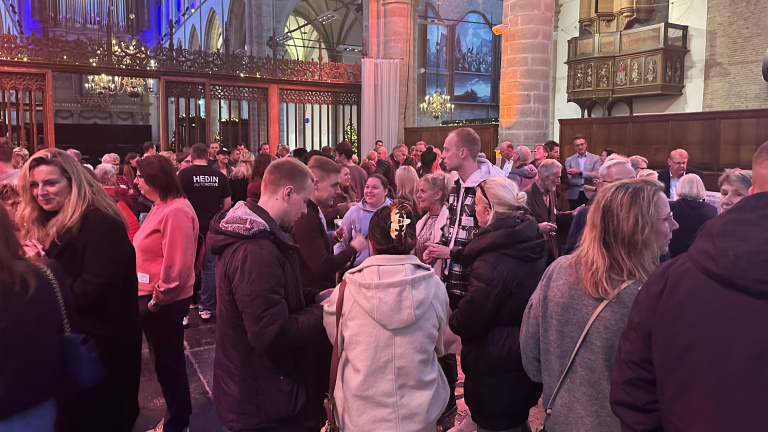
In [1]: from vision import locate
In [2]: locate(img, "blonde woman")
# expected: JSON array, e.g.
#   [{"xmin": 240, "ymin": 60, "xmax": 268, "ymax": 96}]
[
  {"xmin": 228, "ymin": 150, "xmax": 255, "ymax": 204},
  {"xmin": 520, "ymin": 179, "xmax": 679, "ymax": 432},
  {"xmin": 414, "ymin": 171, "xmax": 451, "ymax": 268},
  {"xmin": 449, "ymin": 177, "xmax": 547, "ymax": 432},
  {"xmin": 16, "ymin": 149, "xmax": 141, "ymax": 432},
  {"xmin": 396, "ymin": 165, "xmax": 421, "ymax": 220},
  {"xmin": 668, "ymin": 174, "xmax": 717, "ymax": 257}
]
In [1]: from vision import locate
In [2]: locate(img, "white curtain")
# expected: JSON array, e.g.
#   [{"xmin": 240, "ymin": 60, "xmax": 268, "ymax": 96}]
[{"xmin": 360, "ymin": 58, "xmax": 400, "ymax": 156}]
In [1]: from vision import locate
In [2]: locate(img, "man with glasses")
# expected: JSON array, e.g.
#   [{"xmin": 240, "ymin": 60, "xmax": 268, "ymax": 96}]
[
  {"xmin": 565, "ymin": 134, "xmax": 602, "ymax": 210},
  {"xmin": 564, "ymin": 158, "xmax": 636, "ymax": 254},
  {"xmin": 657, "ymin": 148, "xmax": 705, "ymax": 200}
]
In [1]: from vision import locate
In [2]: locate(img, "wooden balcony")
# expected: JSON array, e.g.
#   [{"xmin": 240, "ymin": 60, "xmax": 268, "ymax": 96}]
[{"xmin": 565, "ymin": 22, "xmax": 689, "ymax": 117}]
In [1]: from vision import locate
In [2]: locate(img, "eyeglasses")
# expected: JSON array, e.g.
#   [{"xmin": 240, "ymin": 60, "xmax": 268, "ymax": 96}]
[{"xmin": 477, "ymin": 181, "xmax": 493, "ymax": 212}]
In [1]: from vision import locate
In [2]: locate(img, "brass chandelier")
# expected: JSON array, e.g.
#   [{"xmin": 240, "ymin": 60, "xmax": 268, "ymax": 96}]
[
  {"xmin": 84, "ymin": 74, "xmax": 153, "ymax": 99},
  {"xmin": 420, "ymin": 89, "xmax": 454, "ymax": 120}
]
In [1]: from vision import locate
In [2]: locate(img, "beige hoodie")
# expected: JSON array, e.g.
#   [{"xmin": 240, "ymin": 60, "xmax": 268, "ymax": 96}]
[{"xmin": 323, "ymin": 254, "xmax": 450, "ymax": 432}]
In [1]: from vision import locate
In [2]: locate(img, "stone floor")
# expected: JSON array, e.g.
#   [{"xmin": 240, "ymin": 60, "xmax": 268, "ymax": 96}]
[{"xmin": 134, "ymin": 311, "xmax": 544, "ymax": 432}]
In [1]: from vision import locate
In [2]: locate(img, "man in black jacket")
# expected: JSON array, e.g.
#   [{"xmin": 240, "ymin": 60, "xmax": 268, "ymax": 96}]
[
  {"xmin": 657, "ymin": 148, "xmax": 705, "ymax": 199},
  {"xmin": 292, "ymin": 156, "xmax": 366, "ymax": 295},
  {"xmin": 373, "ymin": 143, "xmax": 407, "ymax": 189},
  {"xmin": 611, "ymin": 141, "xmax": 768, "ymax": 432},
  {"xmin": 208, "ymin": 158, "xmax": 329, "ymax": 432}
]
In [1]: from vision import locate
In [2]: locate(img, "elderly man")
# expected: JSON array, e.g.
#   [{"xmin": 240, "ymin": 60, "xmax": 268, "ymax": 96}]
[
  {"xmin": 374, "ymin": 143, "xmax": 407, "ymax": 188},
  {"xmin": 657, "ymin": 148, "xmax": 704, "ymax": 200},
  {"xmin": 507, "ymin": 146, "xmax": 538, "ymax": 190},
  {"xmin": 499, "ymin": 141, "xmax": 514, "ymax": 175},
  {"xmin": 564, "ymin": 135, "xmax": 602, "ymax": 210},
  {"xmin": 524, "ymin": 159, "xmax": 570, "ymax": 266},
  {"xmin": 564, "ymin": 158, "xmax": 636, "ymax": 254},
  {"xmin": 610, "ymin": 141, "xmax": 768, "ymax": 432}
]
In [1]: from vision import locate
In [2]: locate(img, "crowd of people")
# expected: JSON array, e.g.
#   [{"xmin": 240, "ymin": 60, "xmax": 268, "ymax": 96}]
[{"xmin": 0, "ymin": 129, "xmax": 766, "ymax": 432}]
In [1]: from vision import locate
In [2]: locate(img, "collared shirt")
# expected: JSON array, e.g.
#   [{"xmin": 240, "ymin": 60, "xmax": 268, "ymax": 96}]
[
  {"xmin": 578, "ymin": 154, "xmax": 587, "ymax": 190},
  {"xmin": 670, "ymin": 170, "xmax": 681, "ymax": 200},
  {"xmin": 502, "ymin": 158, "xmax": 514, "ymax": 177}
]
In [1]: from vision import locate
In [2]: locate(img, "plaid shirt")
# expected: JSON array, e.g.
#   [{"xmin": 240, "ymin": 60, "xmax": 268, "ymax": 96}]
[{"xmin": 438, "ymin": 179, "xmax": 479, "ymax": 297}]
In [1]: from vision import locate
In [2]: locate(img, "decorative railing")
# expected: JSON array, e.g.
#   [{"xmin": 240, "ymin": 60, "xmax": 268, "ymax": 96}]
[{"xmin": 0, "ymin": 33, "xmax": 362, "ymax": 84}]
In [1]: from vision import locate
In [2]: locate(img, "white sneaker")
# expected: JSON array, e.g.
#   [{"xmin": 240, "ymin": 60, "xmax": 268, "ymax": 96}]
[
  {"xmin": 199, "ymin": 310, "xmax": 212, "ymax": 320},
  {"xmin": 182, "ymin": 316, "xmax": 189, "ymax": 327}
]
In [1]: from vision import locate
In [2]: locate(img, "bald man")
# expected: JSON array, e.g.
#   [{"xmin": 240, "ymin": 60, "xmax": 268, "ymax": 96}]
[
  {"xmin": 611, "ymin": 141, "xmax": 768, "ymax": 432},
  {"xmin": 657, "ymin": 148, "xmax": 704, "ymax": 199}
]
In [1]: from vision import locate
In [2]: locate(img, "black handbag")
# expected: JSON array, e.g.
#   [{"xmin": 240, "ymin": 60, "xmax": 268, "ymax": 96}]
[{"xmin": 39, "ymin": 264, "xmax": 106, "ymax": 388}]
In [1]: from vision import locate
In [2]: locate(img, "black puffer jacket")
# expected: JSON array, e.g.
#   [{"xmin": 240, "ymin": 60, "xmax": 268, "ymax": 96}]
[
  {"xmin": 208, "ymin": 200, "xmax": 330, "ymax": 432},
  {"xmin": 449, "ymin": 216, "xmax": 547, "ymax": 430}
]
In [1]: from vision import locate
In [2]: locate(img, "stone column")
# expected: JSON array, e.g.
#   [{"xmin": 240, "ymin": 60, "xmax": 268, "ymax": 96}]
[
  {"xmin": 499, "ymin": 0, "xmax": 555, "ymax": 147},
  {"xmin": 367, "ymin": 0, "xmax": 419, "ymax": 145}
]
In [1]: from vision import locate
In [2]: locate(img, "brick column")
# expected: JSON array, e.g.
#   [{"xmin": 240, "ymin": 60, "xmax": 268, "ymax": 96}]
[
  {"xmin": 499, "ymin": 0, "xmax": 555, "ymax": 146},
  {"xmin": 367, "ymin": 0, "xmax": 418, "ymax": 144}
]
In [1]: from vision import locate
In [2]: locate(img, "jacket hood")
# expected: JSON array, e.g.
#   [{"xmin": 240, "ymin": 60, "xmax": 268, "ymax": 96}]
[
  {"xmin": 358, "ymin": 197, "xmax": 392, "ymax": 213},
  {"xmin": 207, "ymin": 199, "xmax": 296, "ymax": 255},
  {"xmin": 686, "ymin": 192, "xmax": 768, "ymax": 297},
  {"xmin": 462, "ymin": 216, "xmax": 547, "ymax": 263},
  {"xmin": 510, "ymin": 164, "xmax": 538, "ymax": 179},
  {"xmin": 462, "ymin": 157, "xmax": 505, "ymax": 187},
  {"xmin": 343, "ymin": 255, "xmax": 442, "ymax": 330}
]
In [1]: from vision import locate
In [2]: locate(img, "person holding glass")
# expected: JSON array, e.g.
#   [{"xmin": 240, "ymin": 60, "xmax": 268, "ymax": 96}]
[{"xmin": 337, "ymin": 174, "xmax": 392, "ymax": 267}]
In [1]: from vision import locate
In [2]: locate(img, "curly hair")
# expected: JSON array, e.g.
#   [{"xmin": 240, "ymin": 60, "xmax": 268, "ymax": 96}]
[{"xmin": 368, "ymin": 199, "xmax": 417, "ymax": 256}]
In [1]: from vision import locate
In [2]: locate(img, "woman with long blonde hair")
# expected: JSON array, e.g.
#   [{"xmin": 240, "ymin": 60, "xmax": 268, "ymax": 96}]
[
  {"xmin": 16, "ymin": 149, "xmax": 142, "ymax": 432},
  {"xmin": 228, "ymin": 150, "xmax": 255, "ymax": 204},
  {"xmin": 395, "ymin": 165, "xmax": 421, "ymax": 220},
  {"xmin": 520, "ymin": 178, "xmax": 678, "ymax": 432}
]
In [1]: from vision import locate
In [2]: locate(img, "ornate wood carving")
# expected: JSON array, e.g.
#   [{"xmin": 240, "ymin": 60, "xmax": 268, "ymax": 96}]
[
  {"xmin": 566, "ymin": 23, "xmax": 688, "ymax": 117},
  {"xmin": 0, "ymin": 33, "xmax": 362, "ymax": 84},
  {"xmin": 279, "ymin": 89, "xmax": 359, "ymax": 106},
  {"xmin": 211, "ymin": 85, "xmax": 268, "ymax": 102},
  {"xmin": 0, "ymin": 72, "xmax": 46, "ymax": 91},
  {"xmin": 165, "ymin": 81, "xmax": 204, "ymax": 99}
]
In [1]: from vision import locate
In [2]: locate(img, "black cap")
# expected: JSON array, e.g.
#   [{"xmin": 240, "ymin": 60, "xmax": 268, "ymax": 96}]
[{"xmin": 217, "ymin": 147, "xmax": 231, "ymax": 155}]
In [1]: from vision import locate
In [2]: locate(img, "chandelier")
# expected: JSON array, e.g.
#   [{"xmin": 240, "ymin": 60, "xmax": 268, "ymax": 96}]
[
  {"xmin": 84, "ymin": 74, "xmax": 153, "ymax": 99},
  {"xmin": 420, "ymin": 89, "xmax": 454, "ymax": 120}
]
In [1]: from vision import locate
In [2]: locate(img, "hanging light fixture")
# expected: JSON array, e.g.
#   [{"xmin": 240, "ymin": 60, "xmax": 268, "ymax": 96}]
[
  {"xmin": 420, "ymin": 89, "xmax": 454, "ymax": 120},
  {"xmin": 83, "ymin": 74, "xmax": 153, "ymax": 100}
]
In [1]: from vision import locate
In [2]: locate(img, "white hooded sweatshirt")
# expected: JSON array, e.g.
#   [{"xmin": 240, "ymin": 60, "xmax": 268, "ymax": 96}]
[{"xmin": 323, "ymin": 254, "xmax": 450, "ymax": 432}]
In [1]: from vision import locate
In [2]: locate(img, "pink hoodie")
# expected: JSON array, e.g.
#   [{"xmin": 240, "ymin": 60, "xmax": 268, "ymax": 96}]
[{"xmin": 134, "ymin": 197, "xmax": 199, "ymax": 305}]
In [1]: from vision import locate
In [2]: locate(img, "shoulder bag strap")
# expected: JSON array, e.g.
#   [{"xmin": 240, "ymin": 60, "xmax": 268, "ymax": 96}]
[
  {"xmin": 36, "ymin": 263, "xmax": 72, "ymax": 337},
  {"xmin": 540, "ymin": 280, "xmax": 635, "ymax": 428},
  {"xmin": 325, "ymin": 280, "xmax": 347, "ymax": 428}
]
